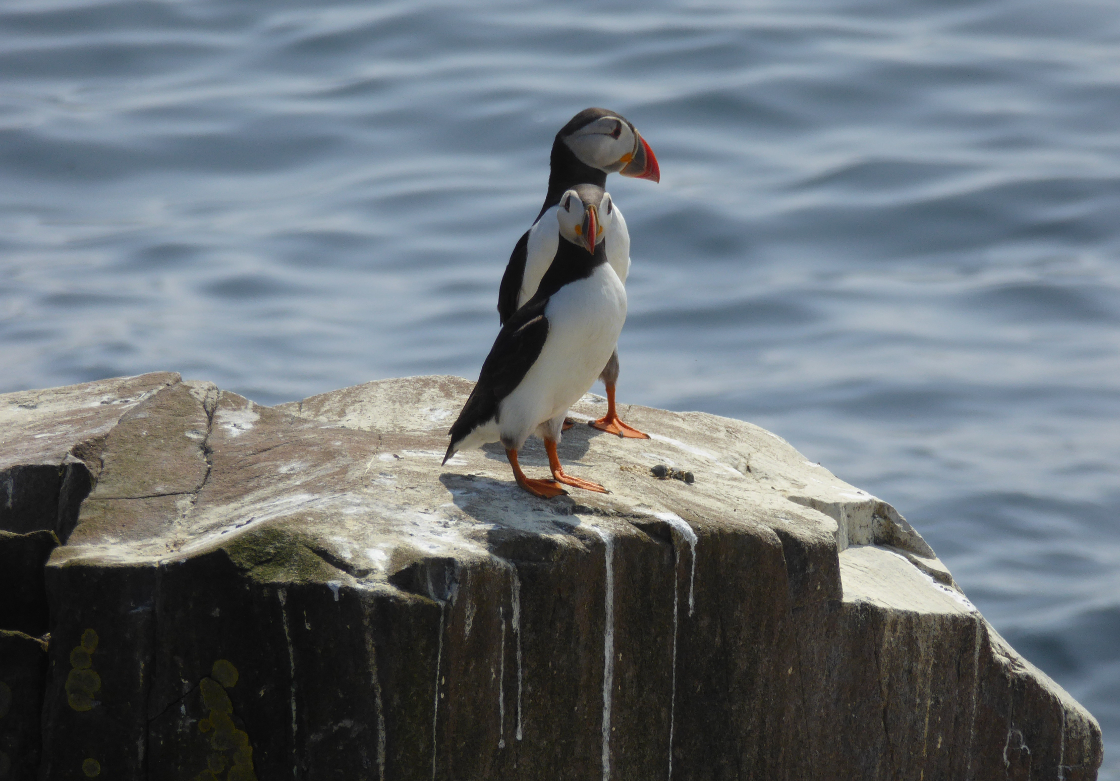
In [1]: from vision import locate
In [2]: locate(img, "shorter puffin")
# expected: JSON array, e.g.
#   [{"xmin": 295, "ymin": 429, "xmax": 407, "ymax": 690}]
[{"xmin": 445, "ymin": 185, "xmax": 625, "ymax": 498}]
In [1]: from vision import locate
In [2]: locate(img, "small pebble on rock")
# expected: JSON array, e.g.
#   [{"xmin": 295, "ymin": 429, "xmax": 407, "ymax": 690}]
[{"xmin": 650, "ymin": 464, "xmax": 695, "ymax": 484}]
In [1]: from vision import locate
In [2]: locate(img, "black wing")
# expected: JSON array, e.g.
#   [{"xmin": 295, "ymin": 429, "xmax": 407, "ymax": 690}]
[
  {"xmin": 497, "ymin": 230, "xmax": 530, "ymax": 325},
  {"xmin": 448, "ymin": 299, "xmax": 551, "ymax": 450}
]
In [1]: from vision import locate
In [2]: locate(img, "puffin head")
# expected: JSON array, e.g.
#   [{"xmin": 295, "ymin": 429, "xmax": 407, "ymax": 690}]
[
  {"xmin": 558, "ymin": 108, "xmax": 660, "ymax": 182},
  {"xmin": 557, "ymin": 185, "xmax": 615, "ymax": 254}
]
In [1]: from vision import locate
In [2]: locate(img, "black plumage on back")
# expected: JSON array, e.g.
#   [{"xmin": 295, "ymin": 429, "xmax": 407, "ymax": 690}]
[
  {"xmin": 497, "ymin": 230, "xmax": 530, "ymax": 325},
  {"xmin": 445, "ymin": 299, "xmax": 551, "ymax": 460}
]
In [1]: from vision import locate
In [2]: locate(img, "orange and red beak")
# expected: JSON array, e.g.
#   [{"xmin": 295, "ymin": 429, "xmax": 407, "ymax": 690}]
[
  {"xmin": 619, "ymin": 130, "xmax": 660, "ymax": 183},
  {"xmin": 581, "ymin": 205, "xmax": 599, "ymax": 253}
]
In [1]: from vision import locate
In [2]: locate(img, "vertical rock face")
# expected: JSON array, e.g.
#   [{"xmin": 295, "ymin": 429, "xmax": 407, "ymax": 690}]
[
  {"xmin": 0, "ymin": 372, "xmax": 180, "ymax": 777},
  {"xmin": 0, "ymin": 372, "xmax": 1103, "ymax": 780}
]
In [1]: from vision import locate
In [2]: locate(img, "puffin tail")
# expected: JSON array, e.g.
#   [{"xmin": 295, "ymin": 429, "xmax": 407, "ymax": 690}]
[{"xmin": 442, "ymin": 440, "xmax": 458, "ymax": 466}]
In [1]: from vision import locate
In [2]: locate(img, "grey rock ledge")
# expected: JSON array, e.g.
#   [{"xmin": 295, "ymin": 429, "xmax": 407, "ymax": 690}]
[{"xmin": 0, "ymin": 372, "xmax": 1103, "ymax": 780}]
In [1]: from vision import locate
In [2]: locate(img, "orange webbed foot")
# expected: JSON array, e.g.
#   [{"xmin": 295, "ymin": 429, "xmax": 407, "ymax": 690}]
[
  {"xmin": 552, "ymin": 471, "xmax": 609, "ymax": 494},
  {"xmin": 507, "ymin": 447, "xmax": 568, "ymax": 499},
  {"xmin": 589, "ymin": 415, "xmax": 650, "ymax": 439},
  {"xmin": 562, "ymin": 418, "xmax": 576, "ymax": 431},
  {"xmin": 515, "ymin": 476, "xmax": 568, "ymax": 499},
  {"xmin": 543, "ymin": 439, "xmax": 609, "ymax": 493}
]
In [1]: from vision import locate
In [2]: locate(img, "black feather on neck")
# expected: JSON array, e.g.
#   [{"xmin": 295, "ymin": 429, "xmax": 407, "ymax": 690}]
[
  {"xmin": 538, "ymin": 137, "xmax": 607, "ymax": 220},
  {"xmin": 530, "ymin": 238, "xmax": 608, "ymax": 303}
]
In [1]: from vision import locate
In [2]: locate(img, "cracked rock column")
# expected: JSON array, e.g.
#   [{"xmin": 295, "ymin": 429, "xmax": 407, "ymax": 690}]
[{"xmin": 0, "ymin": 373, "xmax": 1104, "ymax": 780}]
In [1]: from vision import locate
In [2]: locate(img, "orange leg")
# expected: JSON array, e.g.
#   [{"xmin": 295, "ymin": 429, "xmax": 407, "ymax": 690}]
[
  {"xmin": 562, "ymin": 418, "xmax": 576, "ymax": 431},
  {"xmin": 589, "ymin": 384, "xmax": 650, "ymax": 439},
  {"xmin": 506, "ymin": 448, "xmax": 567, "ymax": 499},
  {"xmin": 545, "ymin": 440, "xmax": 608, "ymax": 493}
]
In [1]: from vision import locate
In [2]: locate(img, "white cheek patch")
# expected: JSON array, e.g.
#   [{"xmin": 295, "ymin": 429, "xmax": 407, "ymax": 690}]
[
  {"xmin": 556, "ymin": 191, "xmax": 585, "ymax": 243},
  {"xmin": 565, "ymin": 120, "xmax": 636, "ymax": 171},
  {"xmin": 596, "ymin": 195, "xmax": 615, "ymax": 238}
]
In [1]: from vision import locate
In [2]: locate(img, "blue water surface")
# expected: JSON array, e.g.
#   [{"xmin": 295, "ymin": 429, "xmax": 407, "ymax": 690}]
[{"xmin": 1, "ymin": 0, "xmax": 1117, "ymax": 773}]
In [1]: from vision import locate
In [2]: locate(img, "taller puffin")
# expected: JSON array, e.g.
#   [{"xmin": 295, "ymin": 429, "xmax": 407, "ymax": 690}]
[{"xmin": 497, "ymin": 108, "xmax": 659, "ymax": 438}]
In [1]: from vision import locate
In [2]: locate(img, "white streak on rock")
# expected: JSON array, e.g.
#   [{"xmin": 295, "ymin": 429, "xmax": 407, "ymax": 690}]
[
  {"xmin": 649, "ymin": 434, "xmax": 743, "ymax": 477},
  {"xmin": 1058, "ymin": 707, "xmax": 1067, "ymax": 781},
  {"xmin": 364, "ymin": 613, "xmax": 387, "ymax": 781},
  {"xmin": 432, "ymin": 603, "xmax": 445, "ymax": 781},
  {"xmin": 278, "ymin": 589, "xmax": 298, "ymax": 763},
  {"xmin": 655, "ymin": 512, "xmax": 698, "ymax": 616},
  {"xmin": 649, "ymin": 433, "xmax": 717, "ymax": 460},
  {"xmin": 593, "ymin": 526, "xmax": 615, "ymax": 781},
  {"xmin": 1003, "ymin": 728, "xmax": 1029, "ymax": 768},
  {"xmin": 463, "ymin": 597, "xmax": 476, "ymax": 638},
  {"xmin": 327, "ymin": 581, "xmax": 341, "ymax": 602},
  {"xmin": 511, "ymin": 568, "xmax": 524, "ymax": 741},
  {"xmin": 498, "ymin": 605, "xmax": 506, "ymax": 749}
]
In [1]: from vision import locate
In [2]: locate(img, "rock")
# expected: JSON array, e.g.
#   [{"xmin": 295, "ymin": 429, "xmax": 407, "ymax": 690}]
[
  {"xmin": 0, "ymin": 529, "xmax": 58, "ymax": 637},
  {"xmin": 0, "ymin": 372, "xmax": 1103, "ymax": 780},
  {"xmin": 0, "ymin": 631, "xmax": 49, "ymax": 780}
]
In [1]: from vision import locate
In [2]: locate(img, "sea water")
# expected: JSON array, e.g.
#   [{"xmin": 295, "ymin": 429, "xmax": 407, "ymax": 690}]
[{"xmin": 1, "ymin": 0, "xmax": 1117, "ymax": 773}]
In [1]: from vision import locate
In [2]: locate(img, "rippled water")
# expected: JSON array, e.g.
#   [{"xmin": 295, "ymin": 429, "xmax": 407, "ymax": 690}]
[{"xmin": 2, "ymin": 0, "xmax": 1118, "ymax": 772}]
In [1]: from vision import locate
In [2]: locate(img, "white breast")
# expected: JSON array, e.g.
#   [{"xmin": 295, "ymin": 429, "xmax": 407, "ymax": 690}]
[{"xmin": 499, "ymin": 264, "xmax": 627, "ymax": 448}]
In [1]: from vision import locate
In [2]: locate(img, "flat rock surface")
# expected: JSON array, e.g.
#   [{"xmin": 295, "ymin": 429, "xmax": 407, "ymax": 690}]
[{"xmin": 0, "ymin": 372, "xmax": 1103, "ymax": 780}]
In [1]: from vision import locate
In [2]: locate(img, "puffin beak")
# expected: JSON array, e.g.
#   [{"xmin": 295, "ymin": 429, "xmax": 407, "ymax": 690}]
[
  {"xmin": 582, "ymin": 206, "xmax": 598, "ymax": 253},
  {"xmin": 619, "ymin": 130, "xmax": 660, "ymax": 183}
]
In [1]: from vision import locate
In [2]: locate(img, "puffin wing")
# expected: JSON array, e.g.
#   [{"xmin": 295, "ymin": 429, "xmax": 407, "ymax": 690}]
[
  {"xmin": 448, "ymin": 299, "xmax": 551, "ymax": 449},
  {"xmin": 497, "ymin": 230, "xmax": 531, "ymax": 325},
  {"xmin": 498, "ymin": 210, "xmax": 560, "ymax": 324}
]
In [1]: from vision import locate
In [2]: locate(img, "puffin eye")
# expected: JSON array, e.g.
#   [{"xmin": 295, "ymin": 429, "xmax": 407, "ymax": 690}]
[
  {"xmin": 605, "ymin": 198, "xmax": 613, "ymax": 214},
  {"xmin": 563, "ymin": 195, "xmax": 572, "ymax": 210},
  {"xmin": 610, "ymin": 122, "xmax": 622, "ymax": 140}
]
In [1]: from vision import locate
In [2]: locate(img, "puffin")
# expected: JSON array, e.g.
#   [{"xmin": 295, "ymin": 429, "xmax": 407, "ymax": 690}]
[
  {"xmin": 445, "ymin": 185, "xmax": 626, "ymax": 498},
  {"xmin": 497, "ymin": 107, "xmax": 659, "ymax": 439}
]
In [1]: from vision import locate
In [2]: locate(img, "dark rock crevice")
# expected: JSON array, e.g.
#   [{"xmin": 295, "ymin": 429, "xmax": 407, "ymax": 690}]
[
  {"xmin": 0, "ymin": 530, "xmax": 59, "ymax": 638},
  {"xmin": 193, "ymin": 384, "xmax": 220, "ymax": 499},
  {"xmin": 308, "ymin": 543, "xmax": 373, "ymax": 579},
  {"xmin": 55, "ymin": 459, "xmax": 93, "ymax": 544},
  {"xmin": 89, "ymin": 491, "xmax": 199, "ymax": 501}
]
